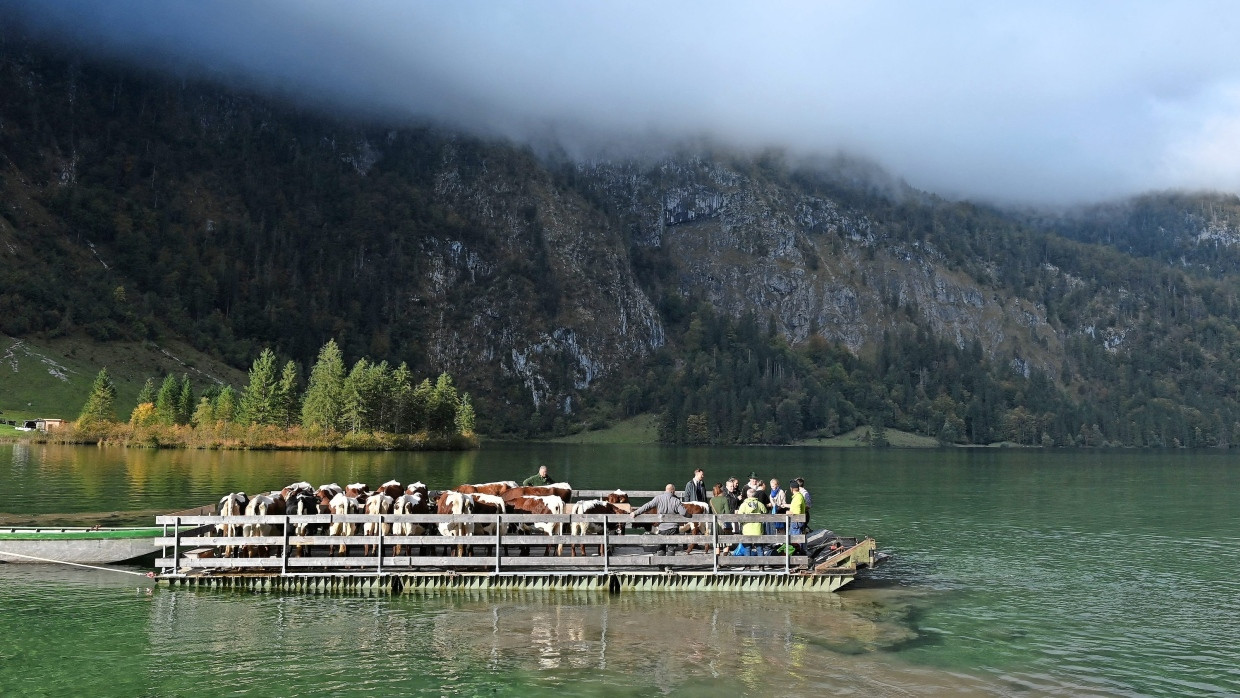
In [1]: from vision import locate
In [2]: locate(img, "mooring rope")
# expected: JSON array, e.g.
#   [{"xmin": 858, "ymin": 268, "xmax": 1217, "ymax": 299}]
[{"xmin": 0, "ymin": 550, "xmax": 156, "ymax": 577}]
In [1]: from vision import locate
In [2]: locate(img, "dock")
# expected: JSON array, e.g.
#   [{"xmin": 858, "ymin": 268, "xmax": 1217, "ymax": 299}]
[{"xmin": 154, "ymin": 489, "xmax": 882, "ymax": 593}]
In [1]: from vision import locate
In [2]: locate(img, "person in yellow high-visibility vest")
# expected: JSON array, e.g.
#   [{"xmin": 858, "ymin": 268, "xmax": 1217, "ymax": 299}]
[
  {"xmin": 787, "ymin": 481, "xmax": 808, "ymax": 553},
  {"xmin": 735, "ymin": 488, "xmax": 768, "ymax": 556}
]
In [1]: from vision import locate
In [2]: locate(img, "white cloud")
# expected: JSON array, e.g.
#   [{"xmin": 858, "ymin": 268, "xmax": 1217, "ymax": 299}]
[{"xmin": 7, "ymin": 0, "xmax": 1240, "ymax": 204}]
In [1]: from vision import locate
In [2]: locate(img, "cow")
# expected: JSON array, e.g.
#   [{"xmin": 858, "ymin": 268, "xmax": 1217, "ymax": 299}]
[
  {"xmin": 216, "ymin": 492, "xmax": 248, "ymax": 557},
  {"xmin": 680, "ymin": 501, "xmax": 713, "ymax": 554},
  {"xmin": 456, "ymin": 481, "xmax": 517, "ymax": 497},
  {"xmin": 568, "ymin": 499, "xmax": 625, "ymax": 556},
  {"xmin": 286, "ymin": 488, "xmax": 320, "ymax": 556},
  {"xmin": 329, "ymin": 491, "xmax": 360, "ymax": 556},
  {"xmin": 242, "ymin": 493, "xmax": 286, "ymax": 558},
  {"xmin": 605, "ymin": 490, "xmax": 630, "ymax": 505},
  {"xmin": 435, "ymin": 490, "xmax": 474, "ymax": 557},
  {"xmin": 604, "ymin": 490, "xmax": 631, "ymax": 535},
  {"xmin": 345, "ymin": 482, "xmax": 370, "ymax": 506},
  {"xmin": 315, "ymin": 483, "xmax": 343, "ymax": 513},
  {"xmin": 362, "ymin": 493, "xmax": 394, "ymax": 557},
  {"xmin": 280, "ymin": 481, "xmax": 313, "ymax": 502},
  {"xmin": 462, "ymin": 493, "xmax": 507, "ymax": 555},
  {"xmin": 376, "ymin": 480, "xmax": 404, "ymax": 499},
  {"xmin": 506, "ymin": 494, "xmax": 565, "ymax": 556},
  {"xmin": 502, "ymin": 483, "xmax": 572, "ymax": 505},
  {"xmin": 391, "ymin": 489, "xmax": 430, "ymax": 556}
]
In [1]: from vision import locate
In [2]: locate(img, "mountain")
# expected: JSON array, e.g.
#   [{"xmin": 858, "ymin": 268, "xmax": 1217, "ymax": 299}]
[{"xmin": 3, "ymin": 30, "xmax": 1239, "ymax": 447}]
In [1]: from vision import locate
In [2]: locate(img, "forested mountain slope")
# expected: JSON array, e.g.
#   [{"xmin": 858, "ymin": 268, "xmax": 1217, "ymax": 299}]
[{"xmin": 3, "ymin": 32, "xmax": 1239, "ymax": 446}]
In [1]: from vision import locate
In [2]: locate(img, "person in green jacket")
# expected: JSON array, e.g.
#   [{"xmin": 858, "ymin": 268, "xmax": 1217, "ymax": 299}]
[
  {"xmin": 735, "ymin": 488, "xmax": 768, "ymax": 556},
  {"xmin": 522, "ymin": 465, "xmax": 553, "ymax": 487}
]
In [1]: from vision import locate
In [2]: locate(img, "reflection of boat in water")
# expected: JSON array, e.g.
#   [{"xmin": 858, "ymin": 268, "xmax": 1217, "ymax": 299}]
[{"xmin": 0, "ymin": 505, "xmax": 213, "ymax": 565}]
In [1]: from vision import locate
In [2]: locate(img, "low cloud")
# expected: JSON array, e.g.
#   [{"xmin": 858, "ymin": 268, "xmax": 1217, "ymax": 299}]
[{"xmin": 6, "ymin": 0, "xmax": 1240, "ymax": 205}]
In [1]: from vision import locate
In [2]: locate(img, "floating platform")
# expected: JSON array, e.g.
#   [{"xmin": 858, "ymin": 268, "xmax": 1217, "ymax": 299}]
[{"xmin": 153, "ymin": 490, "xmax": 883, "ymax": 593}]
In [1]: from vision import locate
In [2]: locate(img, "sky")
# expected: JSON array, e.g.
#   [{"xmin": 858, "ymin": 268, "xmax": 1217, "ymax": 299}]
[{"xmin": 5, "ymin": 0, "xmax": 1240, "ymax": 205}]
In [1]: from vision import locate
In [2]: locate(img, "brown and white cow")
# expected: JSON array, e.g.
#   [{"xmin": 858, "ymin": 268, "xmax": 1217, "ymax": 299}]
[
  {"xmin": 345, "ymin": 482, "xmax": 370, "ymax": 506},
  {"xmin": 285, "ymin": 487, "xmax": 320, "ymax": 556},
  {"xmin": 280, "ymin": 481, "xmax": 313, "ymax": 502},
  {"xmin": 376, "ymin": 480, "xmax": 404, "ymax": 500},
  {"xmin": 329, "ymin": 491, "xmax": 360, "ymax": 556},
  {"xmin": 502, "ymin": 483, "xmax": 572, "ymax": 505},
  {"xmin": 506, "ymin": 494, "xmax": 565, "ymax": 556},
  {"xmin": 680, "ymin": 501, "xmax": 713, "ymax": 554},
  {"xmin": 435, "ymin": 490, "xmax": 474, "ymax": 557},
  {"xmin": 242, "ymin": 493, "xmax": 286, "ymax": 558},
  {"xmin": 362, "ymin": 493, "xmax": 394, "ymax": 557},
  {"xmin": 392, "ymin": 488, "xmax": 430, "ymax": 555},
  {"xmin": 568, "ymin": 499, "xmax": 625, "ymax": 556},
  {"xmin": 456, "ymin": 481, "xmax": 518, "ymax": 497},
  {"xmin": 315, "ymin": 483, "xmax": 343, "ymax": 513},
  {"xmin": 216, "ymin": 492, "xmax": 248, "ymax": 557}
]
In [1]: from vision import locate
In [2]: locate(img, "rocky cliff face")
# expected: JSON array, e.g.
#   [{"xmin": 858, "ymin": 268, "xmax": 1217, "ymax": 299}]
[{"xmin": 575, "ymin": 156, "xmax": 1064, "ymax": 380}]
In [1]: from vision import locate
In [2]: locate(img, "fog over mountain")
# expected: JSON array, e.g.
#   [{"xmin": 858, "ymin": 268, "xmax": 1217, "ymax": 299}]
[{"xmin": 5, "ymin": 0, "xmax": 1240, "ymax": 205}]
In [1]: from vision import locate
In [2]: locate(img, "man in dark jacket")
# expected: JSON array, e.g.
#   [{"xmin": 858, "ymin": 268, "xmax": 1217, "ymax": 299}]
[
  {"xmin": 631, "ymin": 484, "xmax": 689, "ymax": 555},
  {"xmin": 684, "ymin": 469, "xmax": 707, "ymax": 504},
  {"xmin": 723, "ymin": 477, "xmax": 743, "ymax": 534}
]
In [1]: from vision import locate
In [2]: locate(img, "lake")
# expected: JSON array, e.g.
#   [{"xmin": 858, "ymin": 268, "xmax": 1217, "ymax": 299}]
[{"xmin": 1, "ymin": 443, "xmax": 1238, "ymax": 696}]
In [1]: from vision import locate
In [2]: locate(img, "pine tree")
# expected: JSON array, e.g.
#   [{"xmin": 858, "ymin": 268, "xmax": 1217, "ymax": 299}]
[
  {"xmin": 78, "ymin": 368, "xmax": 117, "ymax": 425},
  {"xmin": 191, "ymin": 396, "xmax": 215, "ymax": 427},
  {"xmin": 214, "ymin": 385, "xmax": 237, "ymax": 423},
  {"xmin": 455, "ymin": 393, "xmax": 476, "ymax": 435},
  {"xmin": 136, "ymin": 377, "xmax": 157, "ymax": 408},
  {"xmin": 409, "ymin": 378, "xmax": 433, "ymax": 433},
  {"xmin": 176, "ymin": 375, "xmax": 194, "ymax": 425},
  {"xmin": 427, "ymin": 372, "xmax": 459, "ymax": 434},
  {"xmin": 341, "ymin": 358, "xmax": 370, "ymax": 434},
  {"xmin": 389, "ymin": 362, "xmax": 413, "ymax": 433},
  {"xmin": 238, "ymin": 348, "xmax": 278, "ymax": 426},
  {"xmin": 301, "ymin": 339, "xmax": 345, "ymax": 431},
  {"xmin": 154, "ymin": 375, "xmax": 180, "ymax": 425},
  {"xmin": 273, "ymin": 360, "xmax": 301, "ymax": 428}
]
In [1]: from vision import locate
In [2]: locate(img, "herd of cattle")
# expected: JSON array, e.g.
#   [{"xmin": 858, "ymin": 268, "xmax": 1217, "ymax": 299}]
[{"xmin": 212, "ymin": 480, "xmax": 679, "ymax": 558}]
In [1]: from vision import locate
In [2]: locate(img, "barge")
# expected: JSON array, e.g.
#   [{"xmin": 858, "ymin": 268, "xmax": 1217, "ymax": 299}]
[{"xmin": 153, "ymin": 489, "xmax": 885, "ymax": 593}]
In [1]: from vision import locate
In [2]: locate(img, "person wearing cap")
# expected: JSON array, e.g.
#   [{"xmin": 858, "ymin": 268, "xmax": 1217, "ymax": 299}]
[
  {"xmin": 522, "ymin": 465, "xmax": 553, "ymax": 487},
  {"xmin": 747, "ymin": 473, "xmax": 770, "ymax": 508},
  {"xmin": 734, "ymin": 487, "xmax": 769, "ymax": 556},
  {"xmin": 630, "ymin": 484, "xmax": 689, "ymax": 556}
]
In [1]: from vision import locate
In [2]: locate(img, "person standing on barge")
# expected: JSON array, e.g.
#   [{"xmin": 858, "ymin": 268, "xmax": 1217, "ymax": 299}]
[
  {"xmin": 734, "ymin": 488, "xmax": 769, "ymax": 556},
  {"xmin": 630, "ymin": 484, "xmax": 689, "ymax": 556},
  {"xmin": 684, "ymin": 468, "xmax": 707, "ymax": 504}
]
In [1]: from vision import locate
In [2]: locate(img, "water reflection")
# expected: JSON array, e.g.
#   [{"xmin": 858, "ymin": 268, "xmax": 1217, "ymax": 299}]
[{"xmin": 133, "ymin": 586, "xmax": 1011, "ymax": 696}]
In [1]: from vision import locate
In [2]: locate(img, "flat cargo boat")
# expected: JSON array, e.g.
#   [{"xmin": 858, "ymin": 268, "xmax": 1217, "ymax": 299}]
[
  {"xmin": 0, "ymin": 526, "xmax": 164, "ymax": 564},
  {"xmin": 0, "ymin": 504, "xmax": 214, "ymax": 565}
]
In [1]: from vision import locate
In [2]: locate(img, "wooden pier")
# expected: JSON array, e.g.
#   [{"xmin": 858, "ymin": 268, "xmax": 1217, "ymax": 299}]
[{"xmin": 154, "ymin": 489, "xmax": 881, "ymax": 593}]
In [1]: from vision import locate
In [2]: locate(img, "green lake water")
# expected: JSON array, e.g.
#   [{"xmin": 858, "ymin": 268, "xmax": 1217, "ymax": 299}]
[{"xmin": 1, "ymin": 443, "xmax": 1238, "ymax": 696}]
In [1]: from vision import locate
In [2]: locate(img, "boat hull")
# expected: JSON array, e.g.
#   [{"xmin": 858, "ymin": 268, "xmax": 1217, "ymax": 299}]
[{"xmin": 0, "ymin": 528, "xmax": 162, "ymax": 564}]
